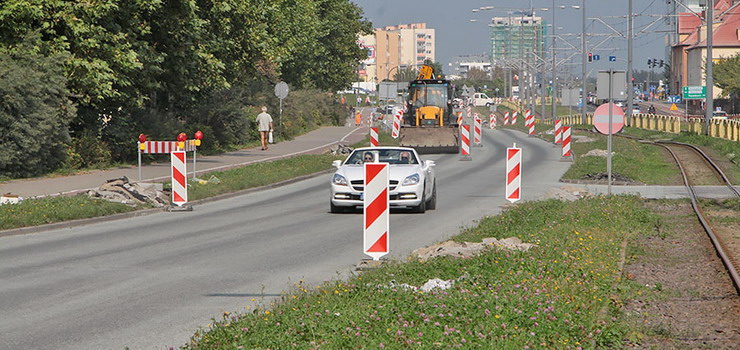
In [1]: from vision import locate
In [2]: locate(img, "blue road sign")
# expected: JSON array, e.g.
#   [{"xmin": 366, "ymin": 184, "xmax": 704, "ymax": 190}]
[
  {"xmin": 608, "ymin": 56, "xmax": 616, "ymax": 62},
  {"xmin": 593, "ymin": 54, "xmax": 600, "ymax": 61}
]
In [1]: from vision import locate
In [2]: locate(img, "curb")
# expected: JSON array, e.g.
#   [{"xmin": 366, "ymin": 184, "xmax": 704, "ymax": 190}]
[{"xmin": 0, "ymin": 169, "xmax": 335, "ymax": 238}]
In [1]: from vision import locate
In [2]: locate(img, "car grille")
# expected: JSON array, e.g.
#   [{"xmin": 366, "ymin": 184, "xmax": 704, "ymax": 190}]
[{"xmin": 350, "ymin": 180, "xmax": 399, "ymax": 192}]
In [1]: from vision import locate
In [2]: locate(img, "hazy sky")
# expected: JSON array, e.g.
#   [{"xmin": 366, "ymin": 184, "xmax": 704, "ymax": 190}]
[{"xmin": 352, "ymin": 0, "xmax": 673, "ymax": 76}]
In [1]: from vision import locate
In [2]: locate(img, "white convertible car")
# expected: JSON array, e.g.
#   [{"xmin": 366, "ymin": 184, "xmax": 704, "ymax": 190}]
[{"xmin": 330, "ymin": 147, "xmax": 437, "ymax": 213}]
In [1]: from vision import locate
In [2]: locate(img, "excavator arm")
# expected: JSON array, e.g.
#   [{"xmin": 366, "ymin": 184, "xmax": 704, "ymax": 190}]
[{"xmin": 416, "ymin": 65, "xmax": 435, "ymax": 80}]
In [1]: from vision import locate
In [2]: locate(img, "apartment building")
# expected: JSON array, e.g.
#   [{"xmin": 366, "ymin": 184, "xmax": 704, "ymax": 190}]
[{"xmin": 357, "ymin": 23, "xmax": 436, "ymax": 83}]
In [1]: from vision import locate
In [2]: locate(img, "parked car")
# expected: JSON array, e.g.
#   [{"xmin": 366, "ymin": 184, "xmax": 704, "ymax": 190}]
[
  {"xmin": 712, "ymin": 110, "xmax": 728, "ymax": 119},
  {"xmin": 471, "ymin": 93, "xmax": 494, "ymax": 107},
  {"xmin": 329, "ymin": 147, "xmax": 436, "ymax": 213},
  {"xmin": 631, "ymin": 105, "xmax": 641, "ymax": 114}
]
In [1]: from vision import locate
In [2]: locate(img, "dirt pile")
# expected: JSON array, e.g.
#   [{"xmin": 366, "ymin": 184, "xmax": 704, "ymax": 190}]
[{"xmin": 413, "ymin": 237, "xmax": 536, "ymax": 262}]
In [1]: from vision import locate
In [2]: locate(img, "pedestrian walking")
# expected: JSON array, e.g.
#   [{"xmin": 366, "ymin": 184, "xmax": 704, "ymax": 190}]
[
  {"xmin": 256, "ymin": 106, "xmax": 273, "ymax": 151},
  {"xmin": 356, "ymin": 96, "xmax": 362, "ymax": 106}
]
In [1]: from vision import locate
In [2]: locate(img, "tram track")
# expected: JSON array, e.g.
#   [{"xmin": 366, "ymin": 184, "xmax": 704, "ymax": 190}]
[{"xmin": 575, "ymin": 128, "xmax": 740, "ymax": 294}]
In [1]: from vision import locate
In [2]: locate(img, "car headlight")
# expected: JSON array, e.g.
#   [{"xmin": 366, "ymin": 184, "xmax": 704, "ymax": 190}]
[
  {"xmin": 332, "ymin": 173, "xmax": 348, "ymax": 186},
  {"xmin": 402, "ymin": 173, "xmax": 420, "ymax": 186}
]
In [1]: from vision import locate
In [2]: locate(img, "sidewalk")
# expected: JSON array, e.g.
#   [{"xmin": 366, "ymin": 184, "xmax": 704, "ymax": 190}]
[{"xmin": 0, "ymin": 124, "xmax": 368, "ymax": 198}]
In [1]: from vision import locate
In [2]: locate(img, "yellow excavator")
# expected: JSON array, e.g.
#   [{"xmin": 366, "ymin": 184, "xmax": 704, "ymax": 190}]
[{"xmin": 399, "ymin": 64, "xmax": 459, "ymax": 154}]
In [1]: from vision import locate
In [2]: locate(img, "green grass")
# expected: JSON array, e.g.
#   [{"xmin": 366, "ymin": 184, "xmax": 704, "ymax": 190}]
[
  {"xmin": 182, "ymin": 196, "xmax": 659, "ymax": 349},
  {"xmin": 535, "ymin": 104, "xmax": 574, "ymax": 117},
  {"xmin": 0, "ymin": 195, "xmax": 142, "ymax": 230},
  {"xmin": 562, "ymin": 131, "xmax": 681, "ymax": 185}
]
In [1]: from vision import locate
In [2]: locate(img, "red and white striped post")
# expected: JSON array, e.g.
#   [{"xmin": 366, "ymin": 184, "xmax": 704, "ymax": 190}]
[
  {"xmin": 504, "ymin": 112, "xmax": 510, "ymax": 125},
  {"xmin": 369, "ymin": 127, "xmax": 379, "ymax": 147},
  {"xmin": 489, "ymin": 113, "xmax": 497, "ymax": 129},
  {"xmin": 505, "ymin": 144, "xmax": 522, "ymax": 203},
  {"xmin": 554, "ymin": 119, "xmax": 563, "ymax": 144},
  {"xmin": 473, "ymin": 114, "xmax": 482, "ymax": 146},
  {"xmin": 391, "ymin": 111, "xmax": 402, "ymax": 139},
  {"xmin": 460, "ymin": 124, "xmax": 471, "ymax": 161},
  {"xmin": 456, "ymin": 111, "xmax": 463, "ymax": 125},
  {"xmin": 364, "ymin": 162, "xmax": 389, "ymax": 261},
  {"xmin": 525, "ymin": 112, "xmax": 535, "ymax": 136},
  {"xmin": 511, "ymin": 111, "xmax": 518, "ymax": 125},
  {"xmin": 171, "ymin": 151, "xmax": 188, "ymax": 206},
  {"xmin": 561, "ymin": 126, "xmax": 572, "ymax": 158},
  {"xmin": 466, "ymin": 106, "xmax": 472, "ymax": 118}
]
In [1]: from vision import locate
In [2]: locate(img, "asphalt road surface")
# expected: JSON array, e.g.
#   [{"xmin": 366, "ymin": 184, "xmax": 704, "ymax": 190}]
[{"xmin": 0, "ymin": 128, "xmax": 570, "ymax": 350}]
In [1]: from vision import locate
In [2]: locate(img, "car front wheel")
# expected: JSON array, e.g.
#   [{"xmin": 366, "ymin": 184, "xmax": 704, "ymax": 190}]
[
  {"xmin": 426, "ymin": 182, "xmax": 437, "ymax": 210},
  {"xmin": 330, "ymin": 202, "xmax": 346, "ymax": 214}
]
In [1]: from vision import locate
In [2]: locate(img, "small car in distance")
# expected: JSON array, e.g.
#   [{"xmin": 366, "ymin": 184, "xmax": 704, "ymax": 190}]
[{"xmin": 330, "ymin": 147, "xmax": 437, "ymax": 213}]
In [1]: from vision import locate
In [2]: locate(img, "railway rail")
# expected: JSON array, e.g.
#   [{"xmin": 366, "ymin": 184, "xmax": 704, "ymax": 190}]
[{"xmin": 599, "ymin": 131, "xmax": 740, "ymax": 294}]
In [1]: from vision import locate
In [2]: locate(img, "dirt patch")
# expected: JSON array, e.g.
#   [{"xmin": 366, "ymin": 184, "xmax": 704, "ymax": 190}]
[
  {"xmin": 667, "ymin": 145, "xmax": 724, "ymax": 186},
  {"xmin": 583, "ymin": 172, "xmax": 636, "ymax": 183},
  {"xmin": 701, "ymin": 200, "xmax": 740, "ymax": 279},
  {"xmin": 623, "ymin": 201, "xmax": 740, "ymax": 349}
]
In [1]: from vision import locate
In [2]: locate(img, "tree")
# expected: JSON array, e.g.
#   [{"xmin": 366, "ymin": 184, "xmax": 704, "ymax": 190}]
[
  {"xmin": 714, "ymin": 52, "xmax": 740, "ymax": 97},
  {"xmin": 0, "ymin": 41, "xmax": 75, "ymax": 178},
  {"xmin": 466, "ymin": 67, "xmax": 490, "ymax": 81}
]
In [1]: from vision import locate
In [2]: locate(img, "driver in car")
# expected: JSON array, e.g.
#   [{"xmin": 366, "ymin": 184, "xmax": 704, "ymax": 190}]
[
  {"xmin": 362, "ymin": 152, "xmax": 374, "ymax": 163},
  {"xmin": 400, "ymin": 151, "xmax": 411, "ymax": 164}
]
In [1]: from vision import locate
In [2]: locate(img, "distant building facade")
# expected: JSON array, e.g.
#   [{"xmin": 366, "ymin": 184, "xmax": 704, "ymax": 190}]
[
  {"xmin": 451, "ymin": 54, "xmax": 492, "ymax": 78},
  {"xmin": 357, "ymin": 23, "xmax": 436, "ymax": 84},
  {"xmin": 489, "ymin": 13, "xmax": 546, "ymax": 63}
]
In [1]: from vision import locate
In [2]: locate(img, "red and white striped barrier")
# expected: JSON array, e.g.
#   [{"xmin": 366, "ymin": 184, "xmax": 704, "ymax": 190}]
[
  {"xmin": 370, "ymin": 127, "xmax": 379, "ymax": 147},
  {"xmin": 364, "ymin": 162, "xmax": 389, "ymax": 261},
  {"xmin": 456, "ymin": 111, "xmax": 463, "ymax": 125},
  {"xmin": 504, "ymin": 112, "xmax": 510, "ymax": 125},
  {"xmin": 554, "ymin": 119, "xmax": 562, "ymax": 144},
  {"xmin": 525, "ymin": 113, "xmax": 535, "ymax": 136},
  {"xmin": 505, "ymin": 144, "xmax": 522, "ymax": 203},
  {"xmin": 140, "ymin": 140, "xmax": 197, "ymax": 154},
  {"xmin": 562, "ymin": 126, "xmax": 572, "ymax": 157},
  {"xmin": 460, "ymin": 124, "xmax": 471, "ymax": 160},
  {"xmin": 489, "ymin": 113, "xmax": 497, "ymax": 129},
  {"xmin": 466, "ymin": 106, "xmax": 472, "ymax": 118},
  {"xmin": 511, "ymin": 111, "xmax": 518, "ymax": 125},
  {"xmin": 171, "ymin": 151, "xmax": 188, "ymax": 206},
  {"xmin": 473, "ymin": 114, "xmax": 482, "ymax": 146},
  {"xmin": 391, "ymin": 111, "xmax": 402, "ymax": 139}
]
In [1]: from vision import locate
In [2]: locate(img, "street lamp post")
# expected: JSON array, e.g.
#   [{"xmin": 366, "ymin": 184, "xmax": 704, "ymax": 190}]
[
  {"xmin": 551, "ymin": 0, "xmax": 557, "ymax": 120},
  {"xmin": 627, "ymin": 0, "xmax": 634, "ymax": 126},
  {"xmin": 581, "ymin": 0, "xmax": 587, "ymax": 124},
  {"xmin": 705, "ymin": 3, "xmax": 714, "ymax": 135}
]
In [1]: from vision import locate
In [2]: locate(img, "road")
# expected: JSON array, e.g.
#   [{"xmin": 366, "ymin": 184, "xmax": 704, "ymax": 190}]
[{"xmin": 0, "ymin": 128, "xmax": 570, "ymax": 350}]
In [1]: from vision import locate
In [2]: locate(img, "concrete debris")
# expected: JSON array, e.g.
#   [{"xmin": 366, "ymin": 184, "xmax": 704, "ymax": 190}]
[
  {"xmin": 195, "ymin": 175, "xmax": 221, "ymax": 185},
  {"xmin": 420, "ymin": 278, "xmax": 454, "ymax": 292},
  {"xmin": 574, "ymin": 136, "xmax": 596, "ymax": 143},
  {"xmin": 542, "ymin": 185, "xmax": 591, "ymax": 201},
  {"xmin": 329, "ymin": 143, "xmax": 353, "ymax": 156},
  {"xmin": 87, "ymin": 177, "xmax": 169, "ymax": 207},
  {"xmin": 583, "ymin": 149, "xmax": 614, "ymax": 157},
  {"xmin": 412, "ymin": 237, "xmax": 537, "ymax": 262},
  {"xmin": 0, "ymin": 193, "xmax": 23, "ymax": 205}
]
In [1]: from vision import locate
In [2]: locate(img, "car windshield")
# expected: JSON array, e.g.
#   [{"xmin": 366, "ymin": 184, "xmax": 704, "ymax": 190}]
[{"xmin": 345, "ymin": 149, "xmax": 419, "ymax": 165}]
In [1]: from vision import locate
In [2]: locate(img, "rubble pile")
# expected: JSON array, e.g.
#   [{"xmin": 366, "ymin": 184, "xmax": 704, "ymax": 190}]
[
  {"xmin": 87, "ymin": 177, "xmax": 169, "ymax": 207},
  {"xmin": 583, "ymin": 149, "xmax": 614, "ymax": 157},
  {"xmin": 413, "ymin": 237, "xmax": 537, "ymax": 262},
  {"xmin": 328, "ymin": 143, "xmax": 353, "ymax": 156}
]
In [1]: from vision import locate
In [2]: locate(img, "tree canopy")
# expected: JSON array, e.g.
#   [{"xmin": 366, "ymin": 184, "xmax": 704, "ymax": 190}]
[
  {"xmin": 0, "ymin": 0, "xmax": 371, "ymax": 177},
  {"xmin": 714, "ymin": 53, "xmax": 740, "ymax": 97}
]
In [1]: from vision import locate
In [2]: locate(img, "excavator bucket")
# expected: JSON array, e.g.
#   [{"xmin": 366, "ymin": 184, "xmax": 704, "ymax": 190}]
[{"xmin": 399, "ymin": 126, "xmax": 460, "ymax": 154}]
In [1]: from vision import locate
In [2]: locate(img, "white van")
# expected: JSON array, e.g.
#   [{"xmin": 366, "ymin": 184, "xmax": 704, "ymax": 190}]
[{"xmin": 471, "ymin": 93, "xmax": 494, "ymax": 107}]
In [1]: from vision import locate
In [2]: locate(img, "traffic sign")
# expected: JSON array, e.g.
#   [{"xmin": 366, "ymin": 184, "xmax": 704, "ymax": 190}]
[
  {"xmin": 608, "ymin": 56, "xmax": 616, "ymax": 62},
  {"xmin": 670, "ymin": 103, "xmax": 679, "ymax": 111},
  {"xmin": 593, "ymin": 103, "xmax": 625, "ymax": 135},
  {"xmin": 274, "ymin": 82, "xmax": 289, "ymax": 99},
  {"xmin": 682, "ymin": 86, "xmax": 705, "ymax": 99},
  {"xmin": 364, "ymin": 162, "xmax": 389, "ymax": 261},
  {"xmin": 593, "ymin": 54, "xmax": 600, "ymax": 61}
]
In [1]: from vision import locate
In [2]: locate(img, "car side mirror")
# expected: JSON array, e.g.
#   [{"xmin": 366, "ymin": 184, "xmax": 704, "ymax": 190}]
[
  {"xmin": 425, "ymin": 160, "xmax": 435, "ymax": 168},
  {"xmin": 332, "ymin": 160, "xmax": 342, "ymax": 169}
]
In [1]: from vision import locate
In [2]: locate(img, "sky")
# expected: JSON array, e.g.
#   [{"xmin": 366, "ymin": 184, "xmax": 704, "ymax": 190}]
[{"xmin": 352, "ymin": 0, "xmax": 673, "ymax": 77}]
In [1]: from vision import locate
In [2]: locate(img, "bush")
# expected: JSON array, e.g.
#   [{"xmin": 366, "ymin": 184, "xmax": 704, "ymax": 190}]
[{"xmin": 0, "ymin": 48, "xmax": 75, "ymax": 178}]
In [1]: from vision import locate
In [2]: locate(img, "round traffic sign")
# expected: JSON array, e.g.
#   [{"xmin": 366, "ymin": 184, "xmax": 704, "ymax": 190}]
[
  {"xmin": 593, "ymin": 103, "xmax": 625, "ymax": 135},
  {"xmin": 274, "ymin": 81, "xmax": 289, "ymax": 99}
]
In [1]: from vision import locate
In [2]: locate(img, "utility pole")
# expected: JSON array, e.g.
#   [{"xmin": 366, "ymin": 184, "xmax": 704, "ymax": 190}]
[
  {"xmin": 519, "ymin": 11, "xmax": 524, "ymax": 108},
  {"xmin": 581, "ymin": 0, "xmax": 587, "ymax": 124},
  {"xmin": 551, "ymin": 0, "xmax": 557, "ymax": 120},
  {"xmin": 627, "ymin": 0, "xmax": 634, "ymax": 126},
  {"xmin": 704, "ymin": 2, "xmax": 714, "ymax": 135}
]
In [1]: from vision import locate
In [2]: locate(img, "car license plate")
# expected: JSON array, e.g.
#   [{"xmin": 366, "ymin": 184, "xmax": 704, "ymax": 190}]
[{"xmin": 359, "ymin": 192, "xmax": 364, "ymax": 201}]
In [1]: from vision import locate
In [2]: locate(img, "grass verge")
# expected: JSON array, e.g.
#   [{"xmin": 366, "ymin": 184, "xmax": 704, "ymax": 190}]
[
  {"xmin": 0, "ymin": 195, "xmax": 143, "ymax": 230},
  {"xmin": 562, "ymin": 131, "xmax": 680, "ymax": 185},
  {"xmin": 182, "ymin": 196, "xmax": 659, "ymax": 349}
]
